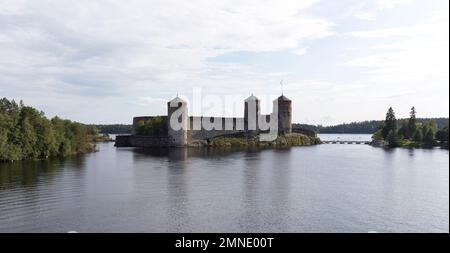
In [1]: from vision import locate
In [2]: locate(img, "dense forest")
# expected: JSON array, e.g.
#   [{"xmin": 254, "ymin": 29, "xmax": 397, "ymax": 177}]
[
  {"xmin": 293, "ymin": 117, "xmax": 449, "ymax": 134},
  {"xmin": 0, "ymin": 98, "xmax": 98, "ymax": 162},
  {"xmin": 371, "ymin": 107, "xmax": 449, "ymax": 148}
]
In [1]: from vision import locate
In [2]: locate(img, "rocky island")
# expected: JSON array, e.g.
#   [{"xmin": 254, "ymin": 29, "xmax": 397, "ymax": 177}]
[
  {"xmin": 370, "ymin": 107, "xmax": 449, "ymax": 149},
  {"xmin": 115, "ymin": 94, "xmax": 321, "ymax": 148}
]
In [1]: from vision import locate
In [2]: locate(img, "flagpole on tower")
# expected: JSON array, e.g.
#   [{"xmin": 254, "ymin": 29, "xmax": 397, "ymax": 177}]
[{"xmin": 280, "ymin": 80, "xmax": 284, "ymax": 95}]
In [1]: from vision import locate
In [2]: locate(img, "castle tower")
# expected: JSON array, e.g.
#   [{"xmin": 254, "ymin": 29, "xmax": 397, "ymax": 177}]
[
  {"xmin": 167, "ymin": 96, "xmax": 188, "ymax": 146},
  {"xmin": 274, "ymin": 95, "xmax": 292, "ymax": 135},
  {"xmin": 244, "ymin": 94, "xmax": 260, "ymax": 134}
]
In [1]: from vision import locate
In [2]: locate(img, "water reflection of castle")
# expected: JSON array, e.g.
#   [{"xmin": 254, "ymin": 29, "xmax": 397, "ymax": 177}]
[{"xmin": 116, "ymin": 94, "xmax": 292, "ymax": 147}]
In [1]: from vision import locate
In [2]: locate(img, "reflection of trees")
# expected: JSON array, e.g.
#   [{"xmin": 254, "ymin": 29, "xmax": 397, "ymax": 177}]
[
  {"xmin": 131, "ymin": 146, "xmax": 265, "ymax": 161},
  {"xmin": 236, "ymin": 148, "xmax": 292, "ymax": 232},
  {"xmin": 165, "ymin": 149, "xmax": 190, "ymax": 232},
  {"xmin": 238, "ymin": 149, "xmax": 262, "ymax": 231},
  {"xmin": 0, "ymin": 155, "xmax": 85, "ymax": 188},
  {"xmin": 268, "ymin": 148, "xmax": 290, "ymax": 230}
]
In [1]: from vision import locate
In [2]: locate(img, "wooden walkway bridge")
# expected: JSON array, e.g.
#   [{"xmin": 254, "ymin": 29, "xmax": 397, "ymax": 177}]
[{"xmin": 322, "ymin": 140, "xmax": 371, "ymax": 145}]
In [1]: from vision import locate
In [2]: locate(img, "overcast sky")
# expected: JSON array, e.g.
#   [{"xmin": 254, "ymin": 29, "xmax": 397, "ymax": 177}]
[{"xmin": 0, "ymin": 0, "xmax": 448, "ymax": 125}]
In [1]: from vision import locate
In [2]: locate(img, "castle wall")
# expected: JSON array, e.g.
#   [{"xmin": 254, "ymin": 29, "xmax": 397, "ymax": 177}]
[
  {"xmin": 188, "ymin": 117, "xmax": 245, "ymax": 130},
  {"xmin": 115, "ymin": 135, "xmax": 171, "ymax": 147},
  {"xmin": 125, "ymin": 94, "xmax": 294, "ymax": 147},
  {"xmin": 188, "ymin": 116, "xmax": 246, "ymax": 141},
  {"xmin": 189, "ymin": 129, "xmax": 245, "ymax": 141}
]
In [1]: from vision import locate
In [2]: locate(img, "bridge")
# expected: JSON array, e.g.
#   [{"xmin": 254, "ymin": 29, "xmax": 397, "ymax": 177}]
[{"xmin": 322, "ymin": 140, "xmax": 371, "ymax": 145}]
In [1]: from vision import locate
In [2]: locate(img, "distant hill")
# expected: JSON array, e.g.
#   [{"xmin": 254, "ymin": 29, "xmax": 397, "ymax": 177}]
[{"xmin": 293, "ymin": 118, "xmax": 449, "ymax": 134}]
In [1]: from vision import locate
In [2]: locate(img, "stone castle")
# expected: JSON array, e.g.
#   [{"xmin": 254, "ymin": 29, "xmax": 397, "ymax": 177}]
[{"xmin": 115, "ymin": 94, "xmax": 293, "ymax": 147}]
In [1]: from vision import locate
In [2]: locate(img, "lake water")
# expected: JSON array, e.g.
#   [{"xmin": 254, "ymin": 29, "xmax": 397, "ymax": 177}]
[
  {"xmin": 318, "ymin": 133, "xmax": 373, "ymax": 142},
  {"xmin": 0, "ymin": 134, "xmax": 448, "ymax": 232}
]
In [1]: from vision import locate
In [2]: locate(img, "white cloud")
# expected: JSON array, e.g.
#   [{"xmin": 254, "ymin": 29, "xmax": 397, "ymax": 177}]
[
  {"xmin": 293, "ymin": 47, "xmax": 308, "ymax": 56},
  {"xmin": 0, "ymin": 0, "xmax": 337, "ymax": 123},
  {"xmin": 0, "ymin": 0, "xmax": 334, "ymax": 122},
  {"xmin": 353, "ymin": 12, "xmax": 376, "ymax": 21},
  {"xmin": 376, "ymin": 0, "xmax": 413, "ymax": 10},
  {"xmin": 352, "ymin": 0, "xmax": 413, "ymax": 20},
  {"xmin": 348, "ymin": 11, "xmax": 449, "ymax": 81},
  {"xmin": 0, "ymin": 0, "xmax": 448, "ymax": 124},
  {"xmin": 346, "ymin": 9, "xmax": 449, "ymax": 119}
]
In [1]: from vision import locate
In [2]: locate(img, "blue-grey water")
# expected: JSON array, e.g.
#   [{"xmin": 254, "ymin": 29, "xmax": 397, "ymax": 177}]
[
  {"xmin": 0, "ymin": 134, "xmax": 448, "ymax": 232},
  {"xmin": 318, "ymin": 133, "xmax": 373, "ymax": 142}
]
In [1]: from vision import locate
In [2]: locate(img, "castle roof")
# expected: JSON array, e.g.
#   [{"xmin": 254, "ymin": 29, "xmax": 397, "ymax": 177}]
[
  {"xmin": 275, "ymin": 95, "xmax": 291, "ymax": 102},
  {"xmin": 168, "ymin": 96, "xmax": 186, "ymax": 104},
  {"xmin": 245, "ymin": 94, "xmax": 260, "ymax": 102}
]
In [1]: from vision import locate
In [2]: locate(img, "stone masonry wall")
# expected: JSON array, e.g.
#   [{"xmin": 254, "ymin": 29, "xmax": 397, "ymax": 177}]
[{"xmin": 115, "ymin": 135, "xmax": 170, "ymax": 147}]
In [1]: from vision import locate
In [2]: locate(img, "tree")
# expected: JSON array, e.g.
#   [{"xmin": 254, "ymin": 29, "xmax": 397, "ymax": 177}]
[
  {"xmin": 436, "ymin": 126, "xmax": 449, "ymax": 144},
  {"xmin": 413, "ymin": 128, "xmax": 423, "ymax": 143},
  {"xmin": 387, "ymin": 130, "xmax": 401, "ymax": 148},
  {"xmin": 398, "ymin": 119, "xmax": 408, "ymax": 139},
  {"xmin": 19, "ymin": 116, "xmax": 38, "ymax": 159},
  {"xmin": 407, "ymin": 107, "xmax": 417, "ymax": 139},
  {"xmin": 0, "ymin": 115, "xmax": 9, "ymax": 160},
  {"xmin": 421, "ymin": 121, "xmax": 437, "ymax": 139},
  {"xmin": 382, "ymin": 107, "xmax": 397, "ymax": 139},
  {"xmin": 135, "ymin": 117, "xmax": 167, "ymax": 136},
  {"xmin": 86, "ymin": 125, "xmax": 99, "ymax": 136},
  {"xmin": 0, "ymin": 98, "xmax": 96, "ymax": 162},
  {"xmin": 90, "ymin": 124, "xmax": 132, "ymax": 134},
  {"xmin": 424, "ymin": 129, "xmax": 435, "ymax": 146},
  {"xmin": 136, "ymin": 120, "xmax": 149, "ymax": 135},
  {"xmin": 372, "ymin": 129, "xmax": 384, "ymax": 141},
  {"xmin": 416, "ymin": 120, "xmax": 437, "ymax": 147},
  {"xmin": 34, "ymin": 116, "xmax": 56, "ymax": 158}
]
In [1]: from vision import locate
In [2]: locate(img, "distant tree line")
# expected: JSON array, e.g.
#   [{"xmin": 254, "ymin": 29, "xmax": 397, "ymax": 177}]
[
  {"xmin": 0, "ymin": 98, "xmax": 98, "ymax": 162},
  {"xmin": 315, "ymin": 121, "xmax": 382, "ymax": 134},
  {"xmin": 371, "ymin": 107, "xmax": 448, "ymax": 148},
  {"xmin": 90, "ymin": 118, "xmax": 167, "ymax": 136},
  {"xmin": 293, "ymin": 117, "xmax": 449, "ymax": 134},
  {"xmin": 90, "ymin": 124, "xmax": 132, "ymax": 134}
]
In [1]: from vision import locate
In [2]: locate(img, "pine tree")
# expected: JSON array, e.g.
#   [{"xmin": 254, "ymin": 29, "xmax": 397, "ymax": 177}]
[
  {"xmin": 436, "ymin": 126, "xmax": 449, "ymax": 144},
  {"xmin": 398, "ymin": 119, "xmax": 408, "ymax": 139},
  {"xmin": 387, "ymin": 130, "xmax": 401, "ymax": 147},
  {"xmin": 413, "ymin": 128, "xmax": 423, "ymax": 143},
  {"xmin": 424, "ymin": 129, "xmax": 435, "ymax": 146},
  {"xmin": 407, "ymin": 107, "xmax": 417, "ymax": 139},
  {"xmin": 382, "ymin": 107, "xmax": 397, "ymax": 139}
]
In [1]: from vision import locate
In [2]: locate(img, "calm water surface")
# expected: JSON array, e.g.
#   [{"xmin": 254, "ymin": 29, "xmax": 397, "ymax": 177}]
[
  {"xmin": 318, "ymin": 133, "xmax": 373, "ymax": 142},
  {"xmin": 0, "ymin": 134, "xmax": 448, "ymax": 232}
]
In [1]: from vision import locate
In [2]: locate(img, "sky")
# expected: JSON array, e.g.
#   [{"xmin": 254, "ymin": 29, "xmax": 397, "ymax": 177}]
[{"xmin": 0, "ymin": 0, "xmax": 448, "ymax": 125}]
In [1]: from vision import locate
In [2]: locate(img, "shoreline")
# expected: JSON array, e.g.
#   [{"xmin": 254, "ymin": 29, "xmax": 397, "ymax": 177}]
[{"xmin": 115, "ymin": 133, "xmax": 322, "ymax": 148}]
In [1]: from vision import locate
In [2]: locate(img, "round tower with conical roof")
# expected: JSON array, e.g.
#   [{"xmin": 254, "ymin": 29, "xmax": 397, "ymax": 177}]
[
  {"xmin": 244, "ymin": 94, "xmax": 260, "ymax": 134},
  {"xmin": 275, "ymin": 95, "xmax": 292, "ymax": 135},
  {"xmin": 167, "ymin": 96, "xmax": 188, "ymax": 146}
]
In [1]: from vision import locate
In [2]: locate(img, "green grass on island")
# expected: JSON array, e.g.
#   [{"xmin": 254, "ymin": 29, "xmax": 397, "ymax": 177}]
[{"xmin": 209, "ymin": 133, "xmax": 321, "ymax": 148}]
